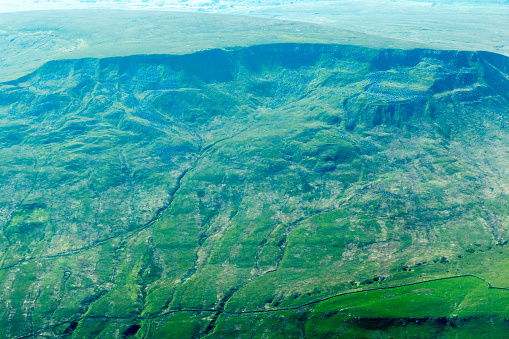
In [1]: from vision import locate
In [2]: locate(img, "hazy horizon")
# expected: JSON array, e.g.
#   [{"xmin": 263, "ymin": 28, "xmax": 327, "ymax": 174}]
[{"xmin": 1, "ymin": 0, "xmax": 508, "ymax": 14}]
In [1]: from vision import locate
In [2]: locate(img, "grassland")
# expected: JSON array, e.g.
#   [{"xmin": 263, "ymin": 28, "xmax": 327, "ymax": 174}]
[
  {"xmin": 0, "ymin": 10, "xmax": 423, "ymax": 82},
  {"xmin": 1, "ymin": 40, "xmax": 509, "ymax": 337},
  {"xmin": 225, "ymin": 0, "xmax": 509, "ymax": 58}
]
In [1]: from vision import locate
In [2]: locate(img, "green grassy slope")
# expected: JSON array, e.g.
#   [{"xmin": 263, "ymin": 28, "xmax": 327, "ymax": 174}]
[{"xmin": 2, "ymin": 43, "xmax": 509, "ymax": 337}]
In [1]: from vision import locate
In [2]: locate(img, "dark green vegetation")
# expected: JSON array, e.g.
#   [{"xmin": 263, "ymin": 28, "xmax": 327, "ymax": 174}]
[{"xmin": 2, "ymin": 41, "xmax": 509, "ymax": 338}]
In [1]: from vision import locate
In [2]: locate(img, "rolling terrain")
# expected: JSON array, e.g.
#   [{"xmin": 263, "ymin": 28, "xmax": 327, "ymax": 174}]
[{"xmin": 2, "ymin": 9, "xmax": 509, "ymax": 339}]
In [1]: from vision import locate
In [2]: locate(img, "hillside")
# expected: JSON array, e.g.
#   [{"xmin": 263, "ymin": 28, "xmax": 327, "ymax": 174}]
[{"xmin": 2, "ymin": 42, "xmax": 509, "ymax": 338}]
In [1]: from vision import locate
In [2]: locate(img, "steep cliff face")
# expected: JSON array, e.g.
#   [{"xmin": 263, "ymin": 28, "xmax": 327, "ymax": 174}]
[{"xmin": 1, "ymin": 43, "xmax": 509, "ymax": 337}]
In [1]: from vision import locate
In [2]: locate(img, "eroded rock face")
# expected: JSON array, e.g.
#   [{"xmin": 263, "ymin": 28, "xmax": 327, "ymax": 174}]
[{"xmin": 1, "ymin": 43, "xmax": 509, "ymax": 337}]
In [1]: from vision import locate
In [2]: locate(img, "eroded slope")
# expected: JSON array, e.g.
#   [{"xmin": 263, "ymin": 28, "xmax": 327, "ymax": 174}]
[{"xmin": 1, "ymin": 44, "xmax": 509, "ymax": 337}]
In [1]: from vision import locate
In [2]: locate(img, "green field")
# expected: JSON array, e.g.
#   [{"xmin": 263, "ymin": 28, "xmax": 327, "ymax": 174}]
[{"xmin": 46, "ymin": 275, "xmax": 509, "ymax": 338}]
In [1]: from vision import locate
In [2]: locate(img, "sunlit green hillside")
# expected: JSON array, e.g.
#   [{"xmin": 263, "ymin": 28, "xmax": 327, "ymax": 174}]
[{"xmin": 1, "ymin": 39, "xmax": 509, "ymax": 337}]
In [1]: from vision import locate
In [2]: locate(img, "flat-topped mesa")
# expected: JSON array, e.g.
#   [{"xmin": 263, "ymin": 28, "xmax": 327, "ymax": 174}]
[
  {"xmin": 0, "ymin": 9, "xmax": 424, "ymax": 82},
  {"xmin": 4, "ymin": 43, "xmax": 509, "ymax": 131}
]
